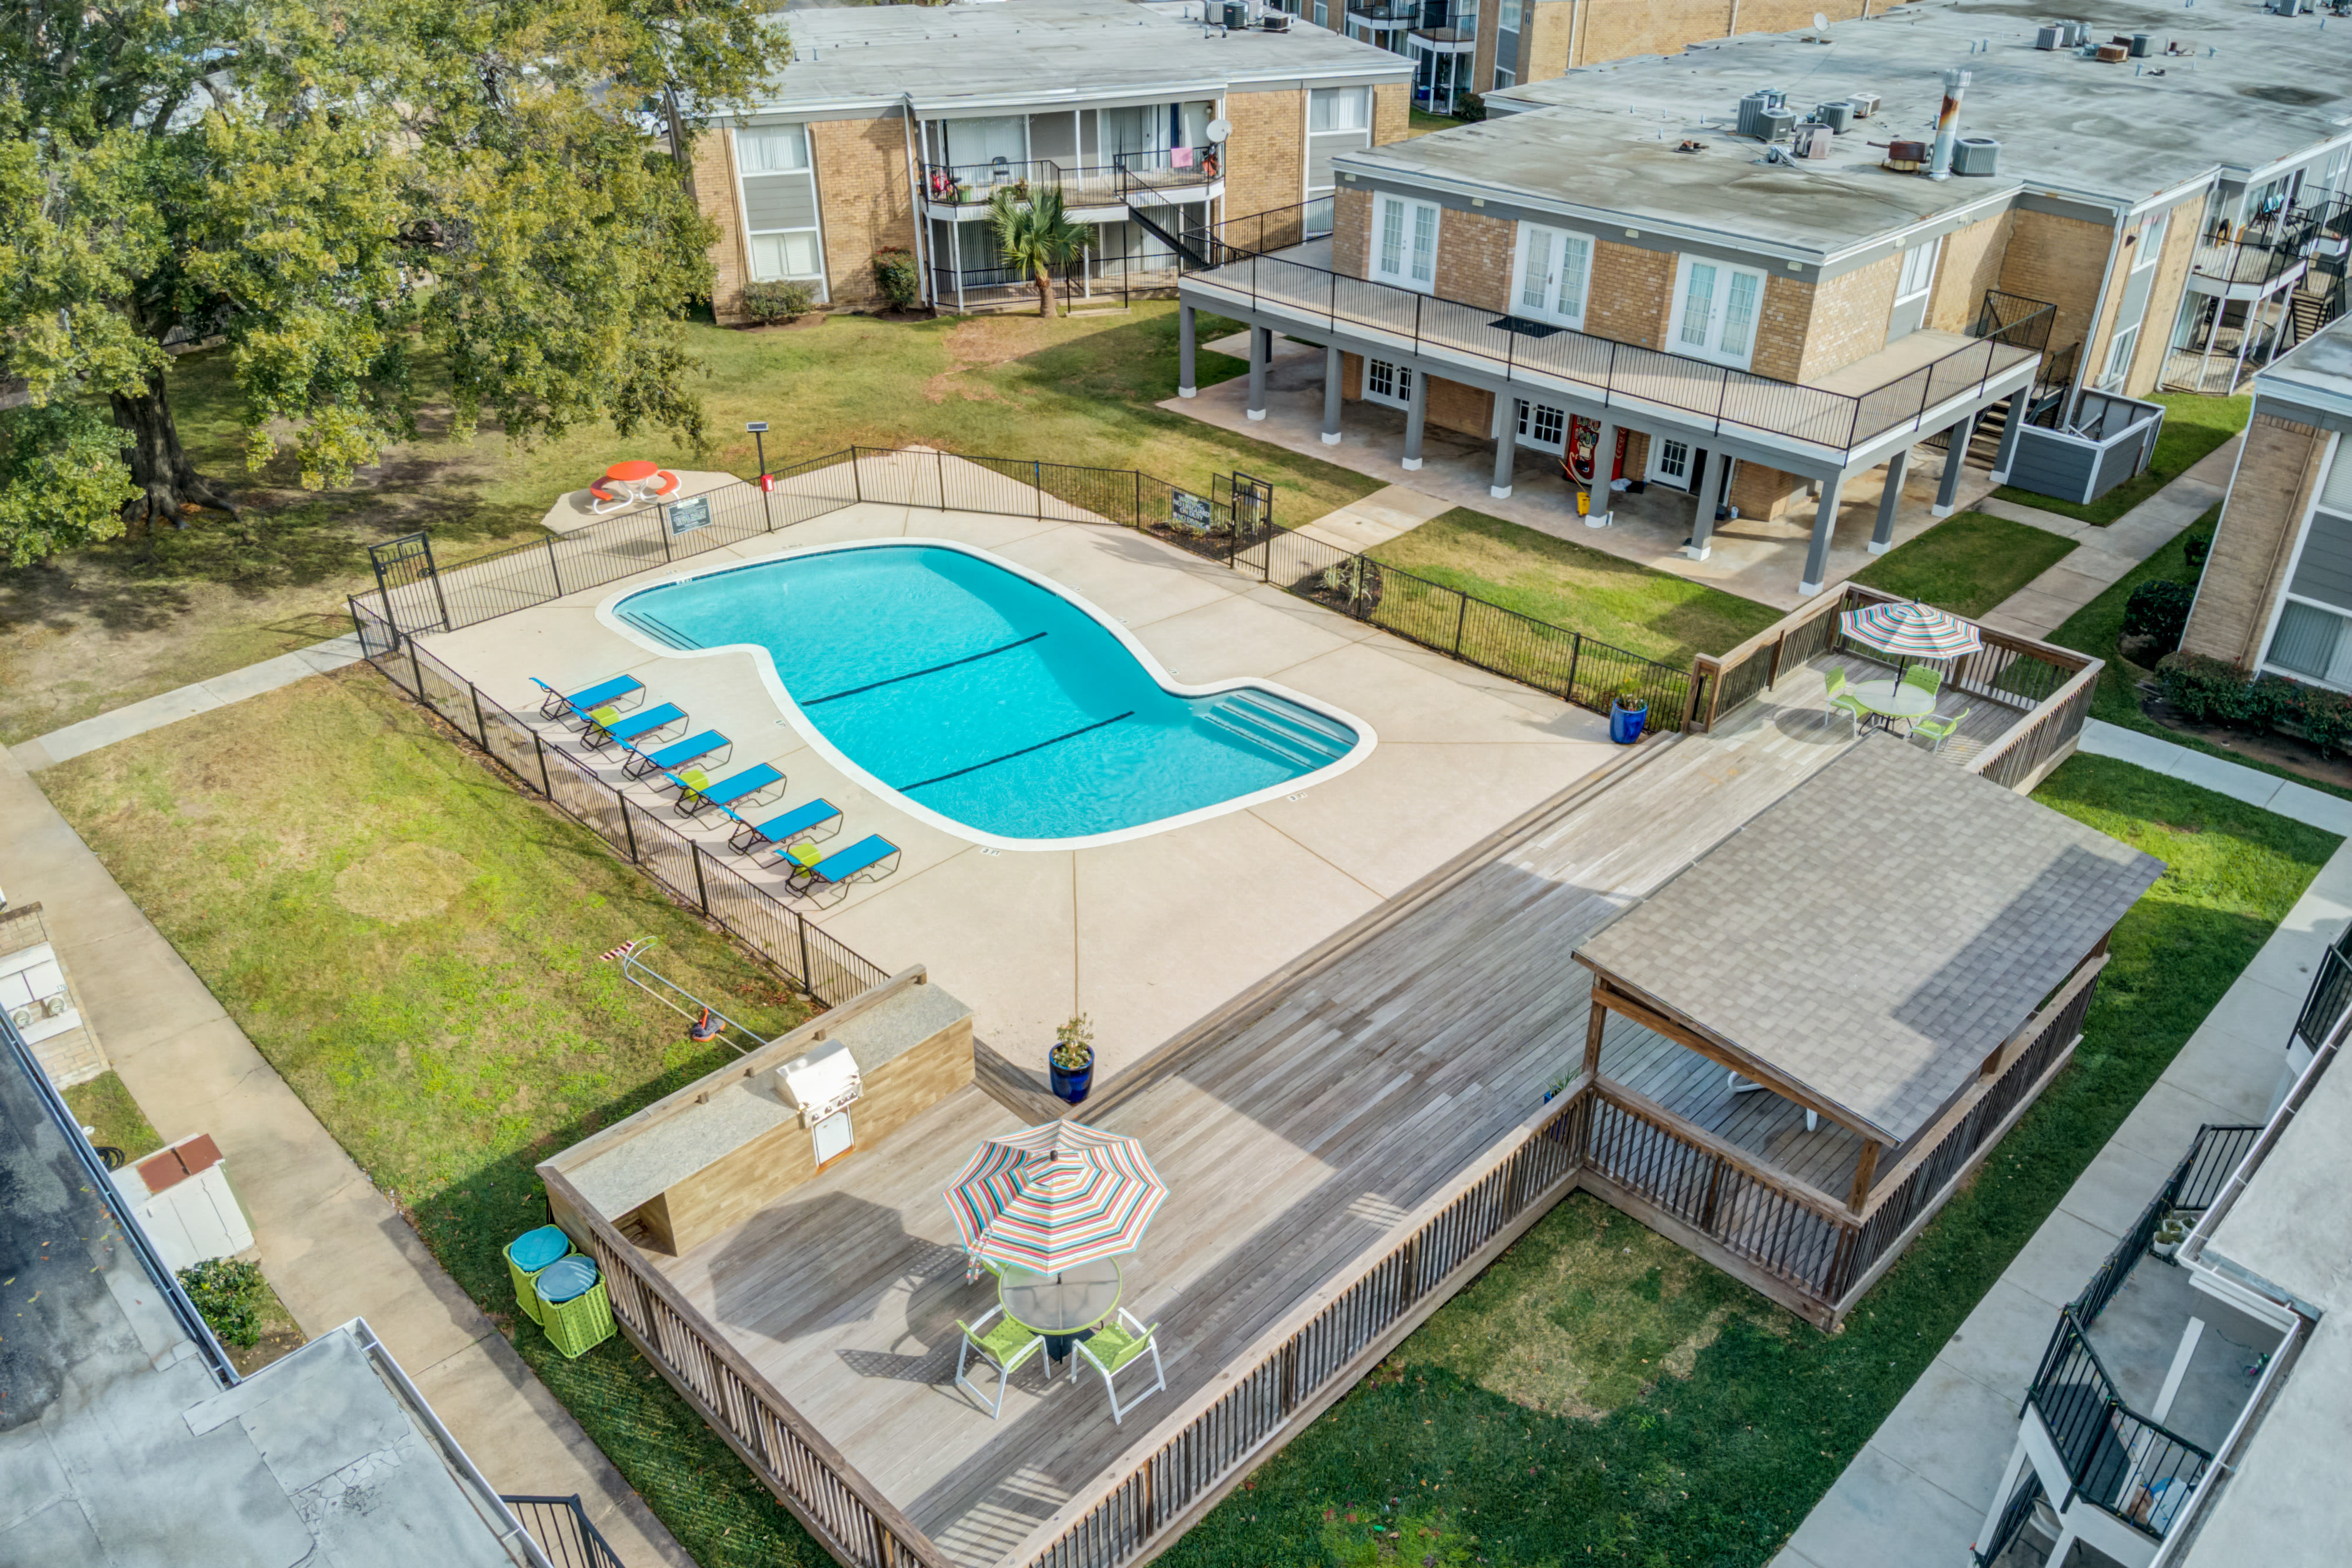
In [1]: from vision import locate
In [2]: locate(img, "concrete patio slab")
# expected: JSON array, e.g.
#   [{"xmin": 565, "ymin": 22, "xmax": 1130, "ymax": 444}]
[{"xmin": 1776, "ymin": 1442, "xmax": 1991, "ymax": 1568}]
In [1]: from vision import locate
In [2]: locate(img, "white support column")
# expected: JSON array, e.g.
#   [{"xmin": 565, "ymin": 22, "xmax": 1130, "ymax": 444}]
[{"xmin": 1972, "ymin": 1435, "xmax": 2033, "ymax": 1566}]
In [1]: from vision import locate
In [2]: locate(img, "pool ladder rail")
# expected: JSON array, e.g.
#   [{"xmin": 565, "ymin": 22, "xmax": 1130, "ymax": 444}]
[{"xmin": 1201, "ymin": 692, "xmax": 1355, "ymax": 770}]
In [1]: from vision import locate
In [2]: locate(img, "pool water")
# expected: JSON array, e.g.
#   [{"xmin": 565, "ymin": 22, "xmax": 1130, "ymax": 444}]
[{"xmin": 609, "ymin": 543, "xmax": 1371, "ymax": 845}]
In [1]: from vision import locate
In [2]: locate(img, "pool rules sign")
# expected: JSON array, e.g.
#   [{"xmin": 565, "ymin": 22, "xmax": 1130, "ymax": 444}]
[{"xmin": 668, "ymin": 495, "xmax": 712, "ymax": 536}]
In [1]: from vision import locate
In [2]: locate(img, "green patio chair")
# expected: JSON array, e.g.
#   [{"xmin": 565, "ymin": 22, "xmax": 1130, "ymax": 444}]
[
  {"xmin": 1821, "ymin": 668, "xmax": 1866, "ymax": 736},
  {"xmin": 1910, "ymin": 707, "xmax": 1970, "ymax": 754},
  {"xmin": 1899, "ymin": 663, "xmax": 1944, "ymax": 699},
  {"xmin": 503, "ymin": 1225, "xmax": 573, "ymax": 1326},
  {"xmin": 956, "ymin": 1306, "xmax": 1046, "ymax": 1419},
  {"xmin": 1071, "ymin": 1308, "xmax": 1166, "ymax": 1426},
  {"xmin": 532, "ymin": 1255, "xmax": 616, "ymax": 1359}
]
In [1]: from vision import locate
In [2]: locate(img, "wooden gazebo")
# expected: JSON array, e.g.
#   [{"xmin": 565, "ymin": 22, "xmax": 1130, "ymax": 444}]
[{"xmin": 1569, "ymin": 735, "xmax": 2162, "ymax": 1326}]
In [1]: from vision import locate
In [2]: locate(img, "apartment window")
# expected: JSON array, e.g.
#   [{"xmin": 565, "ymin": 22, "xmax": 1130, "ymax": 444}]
[
  {"xmin": 1306, "ymin": 86, "xmax": 1372, "ymax": 237},
  {"xmin": 2264, "ymin": 438, "xmax": 2352, "ymax": 688},
  {"xmin": 1887, "ymin": 236, "xmax": 1940, "ymax": 341},
  {"xmin": 736, "ymin": 126, "xmax": 825, "ymax": 288},
  {"xmin": 1650, "ymin": 437, "xmax": 1692, "ymax": 485},
  {"xmin": 1513, "ymin": 223, "xmax": 1593, "ymax": 328},
  {"xmin": 1496, "ymin": 0, "xmax": 1522, "ymax": 93},
  {"xmin": 1364, "ymin": 358, "xmax": 1414, "ymax": 409},
  {"xmin": 1513, "ymin": 399, "xmax": 1568, "ymax": 453},
  {"xmin": 1669, "ymin": 256, "xmax": 1766, "ymax": 369},
  {"xmin": 2099, "ymin": 211, "xmax": 2171, "ymax": 392},
  {"xmin": 1372, "ymin": 194, "xmax": 1440, "ymax": 290}
]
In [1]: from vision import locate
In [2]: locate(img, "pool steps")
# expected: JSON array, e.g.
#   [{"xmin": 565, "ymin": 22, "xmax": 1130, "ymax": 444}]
[{"xmin": 1203, "ymin": 693, "xmax": 1355, "ymax": 769}]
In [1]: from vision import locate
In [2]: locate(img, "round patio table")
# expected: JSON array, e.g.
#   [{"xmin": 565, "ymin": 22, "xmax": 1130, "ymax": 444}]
[
  {"xmin": 1846, "ymin": 678, "xmax": 1936, "ymax": 732},
  {"xmin": 605, "ymin": 459, "xmax": 659, "ymax": 484},
  {"xmin": 999, "ymin": 1259, "xmax": 1122, "ymax": 1364}
]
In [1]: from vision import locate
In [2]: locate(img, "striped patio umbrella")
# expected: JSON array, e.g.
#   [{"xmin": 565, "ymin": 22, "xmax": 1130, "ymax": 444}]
[
  {"xmin": 943, "ymin": 1122, "xmax": 1168, "ymax": 1274},
  {"xmin": 1839, "ymin": 600, "xmax": 1983, "ymax": 660}
]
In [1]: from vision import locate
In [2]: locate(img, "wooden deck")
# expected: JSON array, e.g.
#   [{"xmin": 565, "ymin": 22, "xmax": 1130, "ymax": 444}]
[{"xmin": 642, "ymin": 685, "xmax": 1893, "ymax": 1567}]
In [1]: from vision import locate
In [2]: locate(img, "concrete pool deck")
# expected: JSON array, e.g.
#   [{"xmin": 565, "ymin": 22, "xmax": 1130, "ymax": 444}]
[{"xmin": 418, "ymin": 498, "xmax": 1619, "ymax": 1084}]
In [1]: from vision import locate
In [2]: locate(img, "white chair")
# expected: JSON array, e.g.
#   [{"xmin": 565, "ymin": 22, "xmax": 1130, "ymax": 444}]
[
  {"xmin": 1728, "ymin": 1070, "xmax": 1818, "ymax": 1132},
  {"xmin": 1070, "ymin": 1308, "xmax": 1166, "ymax": 1426},
  {"xmin": 955, "ymin": 1305, "xmax": 1046, "ymax": 1420}
]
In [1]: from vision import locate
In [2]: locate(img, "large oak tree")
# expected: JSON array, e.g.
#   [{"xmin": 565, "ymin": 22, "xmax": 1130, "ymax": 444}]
[{"xmin": 0, "ymin": 0, "xmax": 781, "ymax": 565}]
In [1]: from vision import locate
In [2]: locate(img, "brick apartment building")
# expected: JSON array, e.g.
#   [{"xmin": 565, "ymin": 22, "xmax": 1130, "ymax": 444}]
[
  {"xmin": 688, "ymin": 0, "xmax": 1410, "ymax": 318},
  {"xmin": 1176, "ymin": 0, "xmax": 2352, "ymax": 595}
]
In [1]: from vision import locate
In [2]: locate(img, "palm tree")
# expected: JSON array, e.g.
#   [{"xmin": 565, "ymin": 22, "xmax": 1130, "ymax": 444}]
[{"xmin": 988, "ymin": 185, "xmax": 1090, "ymax": 318}]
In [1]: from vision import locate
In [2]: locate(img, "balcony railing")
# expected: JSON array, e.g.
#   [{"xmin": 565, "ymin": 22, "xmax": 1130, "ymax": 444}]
[
  {"xmin": 923, "ymin": 152, "xmax": 1223, "ymax": 214},
  {"xmin": 1346, "ymin": 0, "xmax": 1420, "ymax": 21},
  {"xmin": 1186, "ymin": 202, "xmax": 2053, "ymax": 463},
  {"xmin": 1113, "ymin": 145, "xmax": 1224, "ymax": 200},
  {"xmin": 2070, "ymin": 1122, "xmax": 2261, "ymax": 1327},
  {"xmin": 2029, "ymin": 1309, "xmax": 2213, "ymax": 1541},
  {"xmin": 2191, "ymin": 195, "xmax": 2352, "ymax": 293}
]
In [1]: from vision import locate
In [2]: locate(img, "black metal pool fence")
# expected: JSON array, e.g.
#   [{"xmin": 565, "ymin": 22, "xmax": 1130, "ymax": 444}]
[{"xmin": 358, "ymin": 444, "xmax": 1692, "ymax": 730}]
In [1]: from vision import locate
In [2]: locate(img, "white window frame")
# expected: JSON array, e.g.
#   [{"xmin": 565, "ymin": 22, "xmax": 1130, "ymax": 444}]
[
  {"xmin": 2097, "ymin": 211, "xmax": 2172, "ymax": 392},
  {"xmin": 1512, "ymin": 398, "xmax": 1569, "ymax": 454},
  {"xmin": 2258, "ymin": 432, "xmax": 2352, "ymax": 688},
  {"xmin": 1363, "ymin": 357, "xmax": 1414, "ymax": 410},
  {"xmin": 734, "ymin": 125, "xmax": 829, "ymax": 299},
  {"xmin": 1372, "ymin": 194, "xmax": 1442, "ymax": 292},
  {"xmin": 1510, "ymin": 222, "xmax": 1594, "ymax": 329},
  {"xmin": 1648, "ymin": 436, "xmax": 1693, "ymax": 486},
  {"xmin": 1666, "ymin": 254, "xmax": 1767, "ymax": 370}
]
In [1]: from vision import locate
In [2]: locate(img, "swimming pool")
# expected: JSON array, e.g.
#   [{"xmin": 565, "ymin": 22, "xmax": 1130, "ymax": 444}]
[{"xmin": 602, "ymin": 541, "xmax": 1374, "ymax": 849}]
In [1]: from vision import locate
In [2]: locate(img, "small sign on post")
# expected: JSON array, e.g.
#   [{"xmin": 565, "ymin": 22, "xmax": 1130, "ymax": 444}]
[
  {"xmin": 668, "ymin": 495, "xmax": 713, "ymax": 536},
  {"xmin": 1169, "ymin": 489, "xmax": 1212, "ymax": 535}
]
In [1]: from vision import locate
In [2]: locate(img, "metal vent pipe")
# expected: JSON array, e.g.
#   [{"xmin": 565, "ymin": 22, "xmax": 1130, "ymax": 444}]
[{"xmin": 1929, "ymin": 68, "xmax": 1971, "ymax": 181}]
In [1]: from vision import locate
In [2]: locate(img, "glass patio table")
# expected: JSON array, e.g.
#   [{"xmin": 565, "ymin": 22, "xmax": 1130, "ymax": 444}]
[
  {"xmin": 1845, "ymin": 678, "xmax": 1936, "ymax": 732},
  {"xmin": 999, "ymin": 1259, "xmax": 1123, "ymax": 1363}
]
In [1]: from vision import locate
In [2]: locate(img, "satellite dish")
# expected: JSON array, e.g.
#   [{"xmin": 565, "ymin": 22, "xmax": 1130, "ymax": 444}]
[
  {"xmin": 1814, "ymin": 11, "xmax": 1829, "ymax": 29},
  {"xmin": 1207, "ymin": 117, "xmax": 1233, "ymax": 145}
]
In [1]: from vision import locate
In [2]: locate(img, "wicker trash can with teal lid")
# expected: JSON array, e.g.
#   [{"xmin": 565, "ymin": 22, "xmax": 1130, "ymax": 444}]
[
  {"xmin": 535, "ymin": 1254, "xmax": 616, "ymax": 1358},
  {"xmin": 504, "ymin": 1225, "xmax": 572, "ymax": 1325}
]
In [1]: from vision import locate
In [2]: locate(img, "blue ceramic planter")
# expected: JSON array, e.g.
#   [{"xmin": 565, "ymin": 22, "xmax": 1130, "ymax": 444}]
[{"xmin": 1610, "ymin": 699, "xmax": 1649, "ymax": 745}]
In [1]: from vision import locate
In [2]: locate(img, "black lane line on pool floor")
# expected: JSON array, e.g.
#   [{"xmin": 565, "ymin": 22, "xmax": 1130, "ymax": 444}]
[
  {"xmin": 800, "ymin": 631, "xmax": 1048, "ymax": 706},
  {"xmin": 898, "ymin": 711, "xmax": 1136, "ymax": 793}
]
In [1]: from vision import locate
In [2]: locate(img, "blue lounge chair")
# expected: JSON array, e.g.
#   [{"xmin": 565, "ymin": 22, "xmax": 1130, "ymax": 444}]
[
  {"xmin": 725, "ymin": 798, "xmax": 842, "ymax": 856},
  {"xmin": 625, "ymin": 729, "xmax": 730, "ymax": 779},
  {"xmin": 783, "ymin": 834, "xmax": 901, "ymax": 899},
  {"xmin": 532, "ymin": 675, "xmax": 641, "ymax": 722},
  {"xmin": 665, "ymin": 762, "xmax": 785, "ymax": 818},
  {"xmin": 587, "ymin": 702, "xmax": 684, "ymax": 752}
]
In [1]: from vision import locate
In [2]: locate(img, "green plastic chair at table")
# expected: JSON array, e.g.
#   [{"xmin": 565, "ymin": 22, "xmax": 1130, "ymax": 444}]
[
  {"xmin": 1821, "ymin": 669, "xmax": 1867, "ymax": 736},
  {"xmin": 1911, "ymin": 707, "xmax": 1970, "ymax": 754}
]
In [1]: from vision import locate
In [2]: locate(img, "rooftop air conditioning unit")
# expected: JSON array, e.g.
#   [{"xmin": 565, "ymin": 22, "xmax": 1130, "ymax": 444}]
[
  {"xmin": 1759, "ymin": 106, "xmax": 1798, "ymax": 142},
  {"xmin": 1793, "ymin": 124, "xmax": 1834, "ymax": 159},
  {"xmin": 2061, "ymin": 19, "xmax": 2091, "ymax": 44},
  {"xmin": 1737, "ymin": 88, "xmax": 1791, "ymax": 139},
  {"xmin": 1849, "ymin": 90, "xmax": 1881, "ymax": 117},
  {"xmin": 2036, "ymin": 22, "xmax": 2064, "ymax": 48},
  {"xmin": 2129, "ymin": 31, "xmax": 2153, "ymax": 54},
  {"xmin": 1813, "ymin": 99, "xmax": 1856, "ymax": 133},
  {"xmin": 1952, "ymin": 136, "xmax": 2000, "ymax": 175},
  {"xmin": 1222, "ymin": 0, "xmax": 1249, "ymax": 28},
  {"xmin": 2265, "ymin": 0, "xmax": 2308, "ymax": 14}
]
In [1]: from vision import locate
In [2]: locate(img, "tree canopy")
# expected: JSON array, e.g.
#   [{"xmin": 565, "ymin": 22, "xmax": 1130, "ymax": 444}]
[{"xmin": 0, "ymin": 0, "xmax": 785, "ymax": 566}]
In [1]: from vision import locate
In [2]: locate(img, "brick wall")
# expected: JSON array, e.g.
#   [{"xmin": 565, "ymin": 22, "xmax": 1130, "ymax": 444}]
[
  {"xmin": 1429, "ymin": 373, "xmax": 1495, "ymax": 439},
  {"xmin": 1333, "ymin": 186, "xmax": 1370, "ymax": 277},
  {"xmin": 2181, "ymin": 412, "xmax": 2331, "ymax": 668},
  {"xmin": 1796, "ymin": 252, "xmax": 1898, "ymax": 382},
  {"xmin": 1227, "ymin": 88, "xmax": 1305, "ymax": 225},
  {"xmin": 810, "ymin": 115, "xmax": 916, "ymax": 311},
  {"xmin": 1998, "ymin": 208, "xmax": 2119, "ymax": 373},
  {"xmin": 2122, "ymin": 195, "xmax": 2203, "ymax": 398},
  {"xmin": 1524, "ymin": 1, "xmax": 1576, "ymax": 78},
  {"xmin": 1730, "ymin": 461, "xmax": 1809, "ymax": 521},
  {"xmin": 1433, "ymin": 208, "xmax": 1518, "ymax": 313},
  {"xmin": 1749, "ymin": 273, "xmax": 1812, "ymax": 384},
  {"xmin": 695, "ymin": 131, "xmax": 752, "ymax": 322},
  {"xmin": 1926, "ymin": 209, "xmax": 2014, "ymax": 335},
  {"xmin": 1494, "ymin": 0, "xmax": 1919, "ymax": 87},
  {"xmin": 1373, "ymin": 82, "xmax": 1410, "ymax": 147},
  {"xmin": 1584, "ymin": 239, "xmax": 1673, "ymax": 349}
]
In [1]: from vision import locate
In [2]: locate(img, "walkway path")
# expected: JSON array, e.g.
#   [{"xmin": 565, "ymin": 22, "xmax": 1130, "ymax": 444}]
[
  {"xmin": 1973, "ymin": 433, "xmax": 2243, "ymax": 641},
  {"xmin": 10, "ymin": 632, "xmax": 368, "ymax": 772},
  {"xmin": 0, "ymin": 739, "xmax": 691, "ymax": 1565}
]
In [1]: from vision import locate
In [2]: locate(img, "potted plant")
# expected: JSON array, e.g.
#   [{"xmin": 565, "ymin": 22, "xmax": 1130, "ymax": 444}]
[
  {"xmin": 1049, "ymin": 1014, "xmax": 1096, "ymax": 1104},
  {"xmin": 1609, "ymin": 686, "xmax": 1649, "ymax": 745},
  {"xmin": 2152, "ymin": 1212, "xmax": 2190, "ymax": 1260}
]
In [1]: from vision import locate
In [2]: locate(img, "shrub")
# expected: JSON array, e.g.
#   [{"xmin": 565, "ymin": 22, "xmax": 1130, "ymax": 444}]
[
  {"xmin": 2122, "ymin": 579, "xmax": 2196, "ymax": 656},
  {"xmin": 739, "ymin": 279, "xmax": 816, "ymax": 325},
  {"xmin": 2184, "ymin": 533, "xmax": 2211, "ymax": 572},
  {"xmin": 2157, "ymin": 652, "xmax": 2352, "ymax": 756},
  {"xmin": 179, "ymin": 1257, "xmax": 268, "ymax": 1349},
  {"xmin": 1455, "ymin": 93, "xmax": 1487, "ymax": 123},
  {"xmin": 872, "ymin": 247, "xmax": 921, "ymax": 311}
]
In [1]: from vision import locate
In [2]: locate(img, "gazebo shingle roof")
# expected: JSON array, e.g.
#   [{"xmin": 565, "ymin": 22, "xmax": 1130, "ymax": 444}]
[{"xmin": 1574, "ymin": 735, "xmax": 2162, "ymax": 1143}]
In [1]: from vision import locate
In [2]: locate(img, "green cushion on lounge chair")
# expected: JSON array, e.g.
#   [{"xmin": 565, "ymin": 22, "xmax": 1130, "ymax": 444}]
[
  {"xmin": 675, "ymin": 767, "xmax": 710, "ymax": 793},
  {"xmin": 784, "ymin": 843, "xmax": 822, "ymax": 869},
  {"xmin": 1081, "ymin": 1317, "xmax": 1155, "ymax": 1374},
  {"xmin": 965, "ymin": 1314, "xmax": 1040, "ymax": 1368},
  {"xmin": 588, "ymin": 703, "xmax": 620, "ymax": 727}
]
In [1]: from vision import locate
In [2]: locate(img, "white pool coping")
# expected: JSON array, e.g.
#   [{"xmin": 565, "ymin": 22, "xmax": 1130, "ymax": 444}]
[{"xmin": 595, "ymin": 537, "xmax": 1379, "ymax": 853}]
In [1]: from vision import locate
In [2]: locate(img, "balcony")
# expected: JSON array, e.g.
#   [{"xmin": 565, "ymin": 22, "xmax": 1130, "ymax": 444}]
[
  {"xmin": 1346, "ymin": 0, "xmax": 1419, "ymax": 23},
  {"xmin": 1181, "ymin": 205, "xmax": 2053, "ymax": 467},
  {"xmin": 920, "ymin": 150, "xmax": 1223, "ymax": 221},
  {"xmin": 2187, "ymin": 195, "xmax": 2352, "ymax": 301}
]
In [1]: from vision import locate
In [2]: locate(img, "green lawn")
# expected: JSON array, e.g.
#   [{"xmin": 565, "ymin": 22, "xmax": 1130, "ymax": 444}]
[
  {"xmin": 1406, "ymin": 109, "xmax": 1462, "ymax": 137},
  {"xmin": 1161, "ymin": 753, "xmax": 2336, "ymax": 1568},
  {"xmin": 0, "ymin": 305, "xmax": 1376, "ymax": 746},
  {"xmin": 42, "ymin": 669, "xmax": 835, "ymax": 1568},
  {"xmin": 64, "ymin": 1069, "xmax": 163, "ymax": 1160},
  {"xmin": 1850, "ymin": 512, "xmax": 2077, "ymax": 619},
  {"xmin": 1369, "ymin": 508, "xmax": 1784, "ymax": 666},
  {"xmin": 1996, "ymin": 392, "xmax": 2250, "ymax": 526}
]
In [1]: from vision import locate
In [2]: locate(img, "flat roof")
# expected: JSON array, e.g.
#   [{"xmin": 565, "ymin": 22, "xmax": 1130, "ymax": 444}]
[
  {"xmin": 1348, "ymin": 0, "xmax": 2352, "ymax": 261},
  {"xmin": 0, "ymin": 1023, "xmax": 524, "ymax": 1568},
  {"xmin": 2255, "ymin": 311, "xmax": 2352, "ymax": 423},
  {"xmin": 731, "ymin": 0, "xmax": 1410, "ymax": 118},
  {"xmin": 1574, "ymin": 735, "xmax": 2162, "ymax": 1145}
]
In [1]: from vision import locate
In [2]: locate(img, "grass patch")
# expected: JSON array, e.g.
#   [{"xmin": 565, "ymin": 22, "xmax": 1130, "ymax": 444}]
[
  {"xmin": 62, "ymin": 1069, "xmax": 164, "ymax": 1161},
  {"xmin": 1406, "ymin": 109, "xmax": 1462, "ymax": 136},
  {"xmin": 0, "ymin": 306, "xmax": 1377, "ymax": 745},
  {"xmin": 1163, "ymin": 753, "xmax": 2336, "ymax": 1568},
  {"xmin": 41, "ymin": 669, "xmax": 835, "ymax": 1568},
  {"xmin": 1996, "ymin": 392, "xmax": 2249, "ymax": 526},
  {"xmin": 1850, "ymin": 512, "xmax": 2077, "ymax": 619},
  {"xmin": 1367, "ymin": 508, "xmax": 1783, "ymax": 666},
  {"xmin": 2044, "ymin": 504, "xmax": 2352, "ymax": 802}
]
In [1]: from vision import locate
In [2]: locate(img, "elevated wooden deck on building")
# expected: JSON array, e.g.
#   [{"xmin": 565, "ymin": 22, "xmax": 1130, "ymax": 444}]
[{"xmin": 642, "ymin": 683, "xmax": 1892, "ymax": 1568}]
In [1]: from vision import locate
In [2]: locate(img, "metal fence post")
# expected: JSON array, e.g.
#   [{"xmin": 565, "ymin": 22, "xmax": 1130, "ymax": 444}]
[
  {"xmin": 533, "ymin": 732, "xmax": 552, "ymax": 798},
  {"xmin": 852, "ymin": 447, "xmax": 865, "ymax": 503},
  {"xmin": 1034, "ymin": 461, "xmax": 1043, "ymax": 519},
  {"xmin": 1133, "ymin": 470, "xmax": 1142, "ymax": 530},
  {"xmin": 1453, "ymin": 593, "xmax": 1468, "ymax": 657},
  {"xmin": 407, "ymin": 635, "xmax": 426, "ymax": 700},
  {"xmin": 691, "ymin": 843, "xmax": 711, "ymax": 916},
  {"xmin": 1563, "ymin": 632, "xmax": 1583, "ymax": 704},
  {"xmin": 545, "ymin": 535, "xmax": 563, "ymax": 596},
  {"xmin": 658, "ymin": 507, "xmax": 673, "ymax": 562},
  {"xmin": 469, "ymin": 684, "xmax": 491, "ymax": 751},
  {"xmin": 619, "ymin": 794, "xmax": 639, "ymax": 863},
  {"xmin": 935, "ymin": 447, "xmax": 947, "ymax": 511},
  {"xmin": 798, "ymin": 912, "xmax": 816, "ymax": 993}
]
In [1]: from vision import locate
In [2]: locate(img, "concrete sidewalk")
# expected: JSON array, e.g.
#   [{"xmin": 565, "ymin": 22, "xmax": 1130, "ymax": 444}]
[
  {"xmin": 0, "ymin": 738, "xmax": 692, "ymax": 1566},
  {"xmin": 1974, "ymin": 433, "xmax": 2243, "ymax": 641},
  {"xmin": 1773, "ymin": 810, "xmax": 2352, "ymax": 1567},
  {"xmin": 2080, "ymin": 718, "xmax": 2352, "ymax": 836},
  {"xmin": 11, "ymin": 633, "xmax": 369, "ymax": 773}
]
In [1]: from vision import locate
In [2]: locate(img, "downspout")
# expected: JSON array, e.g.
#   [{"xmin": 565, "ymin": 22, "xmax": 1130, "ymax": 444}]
[{"xmin": 900, "ymin": 93, "xmax": 934, "ymax": 310}]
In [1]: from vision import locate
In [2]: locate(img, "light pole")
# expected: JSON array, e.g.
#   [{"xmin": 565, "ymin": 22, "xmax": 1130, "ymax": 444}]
[{"xmin": 747, "ymin": 421, "xmax": 772, "ymax": 530}]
